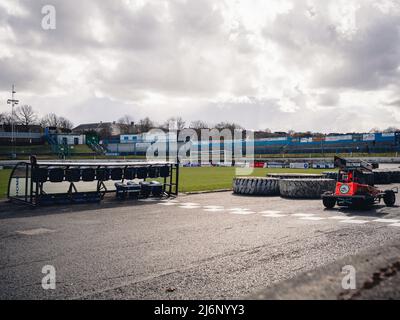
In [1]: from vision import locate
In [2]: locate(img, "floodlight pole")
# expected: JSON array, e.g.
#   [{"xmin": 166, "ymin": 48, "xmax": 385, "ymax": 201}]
[{"xmin": 7, "ymin": 85, "xmax": 19, "ymax": 158}]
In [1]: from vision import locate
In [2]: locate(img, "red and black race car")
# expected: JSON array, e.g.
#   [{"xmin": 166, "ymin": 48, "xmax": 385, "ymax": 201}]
[{"xmin": 322, "ymin": 156, "xmax": 398, "ymax": 209}]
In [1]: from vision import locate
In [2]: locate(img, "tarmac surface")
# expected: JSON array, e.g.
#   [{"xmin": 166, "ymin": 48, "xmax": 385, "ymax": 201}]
[{"xmin": 1, "ymin": 186, "xmax": 400, "ymax": 300}]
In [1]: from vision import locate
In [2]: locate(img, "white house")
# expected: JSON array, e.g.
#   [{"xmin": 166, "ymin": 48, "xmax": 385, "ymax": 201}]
[{"xmin": 56, "ymin": 134, "xmax": 86, "ymax": 145}]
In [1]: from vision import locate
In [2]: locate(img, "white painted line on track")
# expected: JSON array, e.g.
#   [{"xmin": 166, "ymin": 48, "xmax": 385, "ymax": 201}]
[
  {"xmin": 159, "ymin": 203, "xmax": 178, "ymax": 206},
  {"xmin": 373, "ymin": 219, "xmax": 400, "ymax": 224},
  {"xmin": 179, "ymin": 205, "xmax": 201, "ymax": 209},
  {"xmin": 292, "ymin": 213, "xmax": 315, "ymax": 217},
  {"xmin": 259, "ymin": 211, "xmax": 282, "ymax": 215},
  {"xmin": 339, "ymin": 220, "xmax": 370, "ymax": 224},
  {"xmin": 300, "ymin": 217, "xmax": 326, "ymax": 221},
  {"xmin": 180, "ymin": 203, "xmax": 200, "ymax": 206},
  {"xmin": 203, "ymin": 208, "xmax": 225, "ymax": 212},
  {"xmin": 16, "ymin": 228, "xmax": 56, "ymax": 236},
  {"xmin": 160, "ymin": 200, "xmax": 179, "ymax": 203},
  {"xmin": 389, "ymin": 223, "xmax": 400, "ymax": 227},
  {"xmin": 203, "ymin": 206, "xmax": 224, "ymax": 209},
  {"xmin": 228, "ymin": 208, "xmax": 255, "ymax": 215},
  {"xmin": 329, "ymin": 216, "xmax": 355, "ymax": 220}
]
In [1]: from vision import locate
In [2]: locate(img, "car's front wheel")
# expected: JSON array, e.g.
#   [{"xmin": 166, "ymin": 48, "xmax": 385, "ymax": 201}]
[
  {"xmin": 384, "ymin": 190, "xmax": 396, "ymax": 207},
  {"xmin": 323, "ymin": 197, "xmax": 336, "ymax": 209}
]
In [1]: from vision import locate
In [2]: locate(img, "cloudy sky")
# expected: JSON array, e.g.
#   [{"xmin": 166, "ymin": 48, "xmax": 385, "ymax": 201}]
[{"xmin": 0, "ymin": 0, "xmax": 400, "ymax": 133}]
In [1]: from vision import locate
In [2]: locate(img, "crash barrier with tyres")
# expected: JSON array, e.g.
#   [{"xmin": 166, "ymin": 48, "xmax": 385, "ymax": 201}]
[
  {"xmin": 233, "ymin": 177, "xmax": 280, "ymax": 196},
  {"xmin": 373, "ymin": 169, "xmax": 400, "ymax": 184},
  {"xmin": 266, "ymin": 173, "xmax": 325, "ymax": 179},
  {"xmin": 7, "ymin": 160, "xmax": 179, "ymax": 206},
  {"xmin": 279, "ymin": 179, "xmax": 337, "ymax": 199},
  {"xmin": 323, "ymin": 171, "xmax": 339, "ymax": 180},
  {"xmin": 233, "ymin": 175, "xmax": 336, "ymax": 199},
  {"xmin": 323, "ymin": 170, "xmax": 400, "ymax": 185}
]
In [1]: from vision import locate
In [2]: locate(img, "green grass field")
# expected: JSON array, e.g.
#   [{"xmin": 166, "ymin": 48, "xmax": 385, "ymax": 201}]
[
  {"xmin": 176, "ymin": 167, "xmax": 328, "ymax": 192},
  {"xmin": 0, "ymin": 169, "xmax": 11, "ymax": 199},
  {"xmin": 0, "ymin": 167, "xmax": 329, "ymax": 199}
]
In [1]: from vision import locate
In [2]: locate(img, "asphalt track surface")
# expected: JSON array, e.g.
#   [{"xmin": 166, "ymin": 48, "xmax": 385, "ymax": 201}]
[{"xmin": 1, "ymin": 186, "xmax": 400, "ymax": 300}]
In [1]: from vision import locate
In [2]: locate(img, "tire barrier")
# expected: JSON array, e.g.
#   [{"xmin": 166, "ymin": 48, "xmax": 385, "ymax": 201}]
[
  {"xmin": 323, "ymin": 171, "xmax": 338, "ymax": 180},
  {"xmin": 267, "ymin": 173, "xmax": 325, "ymax": 179},
  {"xmin": 322, "ymin": 169, "xmax": 400, "ymax": 185},
  {"xmin": 233, "ymin": 177, "xmax": 280, "ymax": 196},
  {"xmin": 279, "ymin": 179, "xmax": 336, "ymax": 199},
  {"xmin": 390, "ymin": 170, "xmax": 400, "ymax": 183},
  {"xmin": 373, "ymin": 170, "xmax": 393, "ymax": 185}
]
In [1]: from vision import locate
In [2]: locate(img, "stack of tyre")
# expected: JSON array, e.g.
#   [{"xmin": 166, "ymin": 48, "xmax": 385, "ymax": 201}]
[
  {"xmin": 373, "ymin": 169, "xmax": 400, "ymax": 184},
  {"xmin": 233, "ymin": 174, "xmax": 336, "ymax": 199},
  {"xmin": 232, "ymin": 177, "xmax": 280, "ymax": 196}
]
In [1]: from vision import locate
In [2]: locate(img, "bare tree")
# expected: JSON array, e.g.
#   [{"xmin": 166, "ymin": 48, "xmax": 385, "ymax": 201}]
[
  {"xmin": 118, "ymin": 115, "xmax": 135, "ymax": 134},
  {"xmin": 40, "ymin": 113, "xmax": 59, "ymax": 127},
  {"xmin": 215, "ymin": 122, "xmax": 243, "ymax": 132},
  {"xmin": 287, "ymin": 129, "xmax": 295, "ymax": 136},
  {"xmin": 99, "ymin": 126, "xmax": 113, "ymax": 140},
  {"xmin": 0, "ymin": 112, "xmax": 14, "ymax": 126},
  {"xmin": 369, "ymin": 127, "xmax": 381, "ymax": 133},
  {"xmin": 0, "ymin": 112, "xmax": 10, "ymax": 125},
  {"xmin": 137, "ymin": 117, "xmax": 155, "ymax": 133},
  {"xmin": 40, "ymin": 113, "xmax": 73, "ymax": 130},
  {"xmin": 190, "ymin": 120, "xmax": 209, "ymax": 129},
  {"xmin": 383, "ymin": 127, "xmax": 399, "ymax": 133},
  {"xmin": 58, "ymin": 117, "xmax": 74, "ymax": 131},
  {"xmin": 163, "ymin": 117, "xmax": 186, "ymax": 130},
  {"xmin": 15, "ymin": 105, "xmax": 38, "ymax": 127}
]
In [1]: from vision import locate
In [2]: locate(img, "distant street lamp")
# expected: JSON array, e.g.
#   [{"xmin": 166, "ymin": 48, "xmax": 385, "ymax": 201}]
[{"xmin": 7, "ymin": 85, "xmax": 19, "ymax": 158}]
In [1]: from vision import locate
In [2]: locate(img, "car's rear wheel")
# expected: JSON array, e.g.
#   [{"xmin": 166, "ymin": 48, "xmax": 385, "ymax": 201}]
[
  {"xmin": 323, "ymin": 197, "xmax": 336, "ymax": 209},
  {"xmin": 383, "ymin": 190, "xmax": 396, "ymax": 207}
]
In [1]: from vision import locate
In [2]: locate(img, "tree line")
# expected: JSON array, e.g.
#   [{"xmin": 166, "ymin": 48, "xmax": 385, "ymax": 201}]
[
  {"xmin": 0, "ymin": 105, "xmax": 73, "ymax": 132},
  {"xmin": 116, "ymin": 115, "xmax": 243, "ymax": 135},
  {"xmin": 1, "ymin": 106, "xmax": 398, "ymax": 137}
]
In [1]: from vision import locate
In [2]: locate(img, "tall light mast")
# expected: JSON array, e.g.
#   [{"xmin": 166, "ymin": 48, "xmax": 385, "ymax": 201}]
[{"xmin": 7, "ymin": 85, "xmax": 19, "ymax": 158}]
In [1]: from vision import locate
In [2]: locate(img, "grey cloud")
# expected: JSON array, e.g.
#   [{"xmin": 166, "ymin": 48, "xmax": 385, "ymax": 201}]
[
  {"xmin": 263, "ymin": 1, "xmax": 400, "ymax": 91},
  {"xmin": 316, "ymin": 93, "xmax": 340, "ymax": 107},
  {"xmin": 385, "ymin": 99, "xmax": 400, "ymax": 108},
  {"xmin": 1, "ymin": 0, "xmax": 400, "ymax": 131}
]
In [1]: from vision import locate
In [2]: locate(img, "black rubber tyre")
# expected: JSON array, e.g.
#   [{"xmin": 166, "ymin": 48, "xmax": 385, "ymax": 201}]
[
  {"xmin": 391, "ymin": 170, "xmax": 400, "ymax": 183},
  {"xmin": 373, "ymin": 170, "xmax": 392, "ymax": 185},
  {"xmin": 233, "ymin": 177, "xmax": 280, "ymax": 196},
  {"xmin": 279, "ymin": 179, "xmax": 336, "ymax": 199},
  {"xmin": 383, "ymin": 190, "xmax": 396, "ymax": 207},
  {"xmin": 322, "ymin": 197, "xmax": 336, "ymax": 209},
  {"xmin": 323, "ymin": 172, "xmax": 338, "ymax": 180}
]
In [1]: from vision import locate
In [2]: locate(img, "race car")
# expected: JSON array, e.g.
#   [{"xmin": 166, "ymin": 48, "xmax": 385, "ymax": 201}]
[{"xmin": 322, "ymin": 156, "xmax": 398, "ymax": 209}]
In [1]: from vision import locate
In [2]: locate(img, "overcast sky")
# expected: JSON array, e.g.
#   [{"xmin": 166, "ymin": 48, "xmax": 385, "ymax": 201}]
[{"xmin": 0, "ymin": 0, "xmax": 399, "ymax": 133}]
